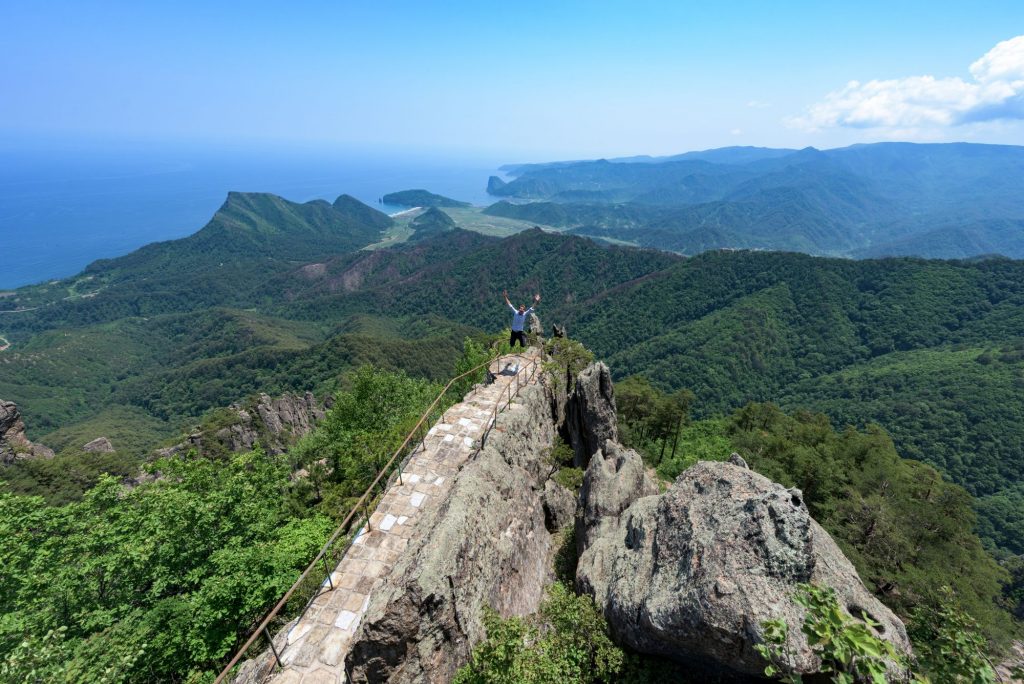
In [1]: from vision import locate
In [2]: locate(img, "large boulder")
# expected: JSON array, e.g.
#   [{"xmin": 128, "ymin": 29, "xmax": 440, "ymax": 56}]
[
  {"xmin": 1, "ymin": 400, "xmax": 54, "ymax": 464},
  {"xmin": 566, "ymin": 362, "xmax": 618, "ymax": 468},
  {"xmin": 83, "ymin": 437, "xmax": 115, "ymax": 453},
  {"xmin": 577, "ymin": 460, "xmax": 911, "ymax": 679}
]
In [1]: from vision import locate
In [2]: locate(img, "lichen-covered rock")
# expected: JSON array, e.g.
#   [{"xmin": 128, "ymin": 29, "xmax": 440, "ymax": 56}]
[
  {"xmin": 566, "ymin": 362, "xmax": 618, "ymax": 468},
  {"xmin": 344, "ymin": 383, "xmax": 559, "ymax": 683},
  {"xmin": 82, "ymin": 437, "xmax": 115, "ymax": 453},
  {"xmin": 576, "ymin": 440, "xmax": 658, "ymax": 553},
  {"xmin": 577, "ymin": 460, "xmax": 912, "ymax": 679},
  {"xmin": 1, "ymin": 399, "xmax": 54, "ymax": 463}
]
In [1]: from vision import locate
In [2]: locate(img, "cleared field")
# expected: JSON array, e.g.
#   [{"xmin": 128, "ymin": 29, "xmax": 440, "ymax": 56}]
[{"xmin": 441, "ymin": 206, "xmax": 561, "ymax": 237}]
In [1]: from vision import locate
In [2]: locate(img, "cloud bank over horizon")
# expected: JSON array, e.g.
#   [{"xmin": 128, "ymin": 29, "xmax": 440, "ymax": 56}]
[{"xmin": 792, "ymin": 35, "xmax": 1024, "ymax": 137}]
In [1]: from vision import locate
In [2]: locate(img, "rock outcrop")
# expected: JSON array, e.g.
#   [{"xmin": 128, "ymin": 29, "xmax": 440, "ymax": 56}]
[
  {"xmin": 565, "ymin": 361, "xmax": 618, "ymax": 468},
  {"xmin": 83, "ymin": 437, "xmax": 115, "ymax": 453},
  {"xmin": 577, "ymin": 458, "xmax": 912, "ymax": 679},
  {"xmin": 996, "ymin": 640, "xmax": 1024, "ymax": 682},
  {"xmin": 576, "ymin": 440, "xmax": 658, "ymax": 552},
  {"xmin": 1, "ymin": 400, "xmax": 55, "ymax": 464},
  {"xmin": 158, "ymin": 391, "xmax": 325, "ymax": 458}
]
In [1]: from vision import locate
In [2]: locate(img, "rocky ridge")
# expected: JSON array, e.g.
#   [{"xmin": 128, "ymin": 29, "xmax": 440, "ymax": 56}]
[
  {"xmin": 344, "ymin": 368, "xmax": 579, "ymax": 682},
  {"xmin": 339, "ymin": 352, "xmax": 912, "ymax": 682}
]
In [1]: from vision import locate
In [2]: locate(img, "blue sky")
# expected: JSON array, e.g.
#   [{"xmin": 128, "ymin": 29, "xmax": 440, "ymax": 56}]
[{"xmin": 4, "ymin": 1, "xmax": 1024, "ymax": 159}]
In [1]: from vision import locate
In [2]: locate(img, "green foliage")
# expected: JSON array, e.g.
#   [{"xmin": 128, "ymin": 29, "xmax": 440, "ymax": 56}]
[
  {"xmin": 453, "ymin": 583, "xmax": 624, "ymax": 684},
  {"xmin": 289, "ymin": 366, "xmax": 440, "ymax": 513},
  {"xmin": 554, "ymin": 467, "xmax": 584, "ymax": 492},
  {"xmin": 0, "ymin": 450, "xmax": 332, "ymax": 682},
  {"xmin": 0, "ymin": 359, "xmax": 455, "ymax": 682},
  {"xmin": 543, "ymin": 337, "xmax": 595, "ymax": 389},
  {"xmin": 727, "ymin": 404, "xmax": 1013, "ymax": 647},
  {"xmin": 756, "ymin": 584, "xmax": 905, "ymax": 684},
  {"xmin": 907, "ymin": 588, "xmax": 997, "ymax": 684},
  {"xmin": 616, "ymin": 375, "xmax": 697, "ymax": 472}
]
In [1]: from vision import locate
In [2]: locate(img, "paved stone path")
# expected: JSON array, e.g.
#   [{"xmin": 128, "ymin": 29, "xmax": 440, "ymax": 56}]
[{"xmin": 264, "ymin": 349, "xmax": 541, "ymax": 684}]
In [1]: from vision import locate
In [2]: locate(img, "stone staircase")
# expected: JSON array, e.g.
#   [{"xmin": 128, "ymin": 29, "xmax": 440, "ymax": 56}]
[{"xmin": 236, "ymin": 349, "xmax": 542, "ymax": 684}]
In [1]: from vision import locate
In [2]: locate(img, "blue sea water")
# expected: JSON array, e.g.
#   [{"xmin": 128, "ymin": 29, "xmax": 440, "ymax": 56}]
[{"xmin": 0, "ymin": 142, "xmax": 506, "ymax": 289}]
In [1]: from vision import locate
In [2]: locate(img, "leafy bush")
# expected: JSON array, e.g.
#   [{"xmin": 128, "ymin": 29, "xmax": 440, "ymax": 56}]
[
  {"xmin": 907, "ymin": 587, "xmax": 997, "ymax": 683},
  {"xmin": 543, "ymin": 337, "xmax": 595, "ymax": 389},
  {"xmin": 756, "ymin": 584, "xmax": 905, "ymax": 683},
  {"xmin": 454, "ymin": 583, "xmax": 624, "ymax": 684}
]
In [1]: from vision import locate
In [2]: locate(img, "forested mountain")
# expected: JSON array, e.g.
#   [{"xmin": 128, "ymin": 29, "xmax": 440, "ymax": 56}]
[
  {"xmin": 5, "ymin": 193, "xmax": 1024, "ymax": 558},
  {"xmin": 485, "ymin": 142, "xmax": 1024, "ymax": 259}
]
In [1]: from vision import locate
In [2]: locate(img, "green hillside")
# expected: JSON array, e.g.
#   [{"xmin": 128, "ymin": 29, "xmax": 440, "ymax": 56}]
[{"xmin": 5, "ymin": 195, "xmax": 1024, "ymax": 565}]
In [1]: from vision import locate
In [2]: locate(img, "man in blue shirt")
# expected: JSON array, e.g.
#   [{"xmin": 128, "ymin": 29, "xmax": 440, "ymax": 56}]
[{"xmin": 503, "ymin": 289, "xmax": 540, "ymax": 348}]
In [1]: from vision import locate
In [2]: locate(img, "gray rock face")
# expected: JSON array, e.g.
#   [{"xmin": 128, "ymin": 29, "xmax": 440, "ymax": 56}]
[
  {"xmin": 159, "ymin": 391, "xmax": 325, "ymax": 459},
  {"xmin": 577, "ymin": 460, "xmax": 912, "ymax": 678},
  {"xmin": 576, "ymin": 440, "xmax": 658, "ymax": 553},
  {"xmin": 345, "ymin": 382, "xmax": 560, "ymax": 683},
  {"xmin": 543, "ymin": 478, "xmax": 576, "ymax": 532},
  {"xmin": 83, "ymin": 437, "xmax": 115, "ymax": 453},
  {"xmin": 566, "ymin": 362, "xmax": 618, "ymax": 468},
  {"xmin": 1, "ymin": 399, "xmax": 54, "ymax": 464},
  {"xmin": 727, "ymin": 452, "xmax": 748, "ymax": 469}
]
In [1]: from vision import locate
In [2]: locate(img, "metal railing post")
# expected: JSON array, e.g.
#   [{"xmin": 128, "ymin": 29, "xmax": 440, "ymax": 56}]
[
  {"xmin": 322, "ymin": 556, "xmax": 334, "ymax": 590},
  {"xmin": 263, "ymin": 626, "xmax": 281, "ymax": 670}
]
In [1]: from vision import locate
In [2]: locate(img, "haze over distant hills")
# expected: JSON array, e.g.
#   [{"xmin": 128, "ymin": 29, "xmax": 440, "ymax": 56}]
[{"xmin": 486, "ymin": 142, "xmax": 1024, "ymax": 259}]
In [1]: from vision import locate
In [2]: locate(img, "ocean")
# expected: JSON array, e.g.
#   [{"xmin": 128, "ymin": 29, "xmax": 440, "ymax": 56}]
[{"xmin": 0, "ymin": 143, "xmax": 506, "ymax": 289}]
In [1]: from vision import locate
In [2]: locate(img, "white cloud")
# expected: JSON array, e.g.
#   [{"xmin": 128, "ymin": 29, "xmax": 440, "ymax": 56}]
[
  {"xmin": 791, "ymin": 35, "xmax": 1024, "ymax": 132},
  {"xmin": 730, "ymin": 128, "xmax": 743, "ymax": 135}
]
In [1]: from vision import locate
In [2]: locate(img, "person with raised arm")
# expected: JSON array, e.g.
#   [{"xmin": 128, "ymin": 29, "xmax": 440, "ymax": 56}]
[{"xmin": 503, "ymin": 289, "xmax": 540, "ymax": 348}]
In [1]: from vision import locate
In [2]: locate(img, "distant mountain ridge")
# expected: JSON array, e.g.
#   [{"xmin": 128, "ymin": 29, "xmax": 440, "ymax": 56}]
[{"xmin": 487, "ymin": 142, "xmax": 1024, "ymax": 260}]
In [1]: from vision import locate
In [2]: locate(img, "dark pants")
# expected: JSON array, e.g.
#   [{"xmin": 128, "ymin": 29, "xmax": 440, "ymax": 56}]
[{"xmin": 510, "ymin": 330, "xmax": 527, "ymax": 348}]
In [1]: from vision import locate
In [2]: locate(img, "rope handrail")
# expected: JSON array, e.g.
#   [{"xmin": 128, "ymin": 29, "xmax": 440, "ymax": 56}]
[{"xmin": 213, "ymin": 348, "xmax": 539, "ymax": 684}]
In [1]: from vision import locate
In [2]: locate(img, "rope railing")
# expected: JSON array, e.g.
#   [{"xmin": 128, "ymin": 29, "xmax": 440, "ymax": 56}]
[{"xmin": 213, "ymin": 347, "xmax": 542, "ymax": 684}]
